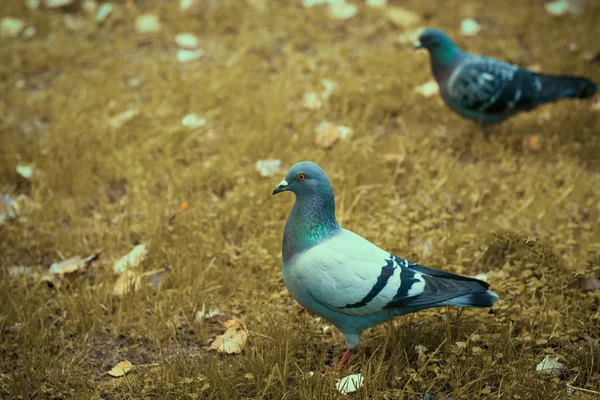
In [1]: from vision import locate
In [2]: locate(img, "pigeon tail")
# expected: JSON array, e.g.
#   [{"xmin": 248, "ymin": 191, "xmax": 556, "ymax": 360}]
[
  {"xmin": 535, "ymin": 74, "xmax": 598, "ymax": 104},
  {"xmin": 445, "ymin": 290, "xmax": 499, "ymax": 308}
]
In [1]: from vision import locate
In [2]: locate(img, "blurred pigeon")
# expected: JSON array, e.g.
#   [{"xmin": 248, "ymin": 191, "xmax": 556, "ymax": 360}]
[
  {"xmin": 272, "ymin": 161, "xmax": 498, "ymax": 368},
  {"xmin": 414, "ymin": 28, "xmax": 598, "ymax": 135}
]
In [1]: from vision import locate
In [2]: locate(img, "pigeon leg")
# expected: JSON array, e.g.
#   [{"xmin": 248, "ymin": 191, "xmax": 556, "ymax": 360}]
[{"xmin": 330, "ymin": 349, "xmax": 354, "ymax": 370}]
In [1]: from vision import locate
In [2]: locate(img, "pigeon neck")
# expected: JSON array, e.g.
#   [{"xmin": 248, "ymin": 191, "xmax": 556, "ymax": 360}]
[
  {"xmin": 282, "ymin": 190, "xmax": 340, "ymax": 263},
  {"xmin": 430, "ymin": 46, "xmax": 462, "ymax": 78}
]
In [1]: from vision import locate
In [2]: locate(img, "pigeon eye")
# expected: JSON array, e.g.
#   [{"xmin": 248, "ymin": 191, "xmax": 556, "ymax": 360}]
[
  {"xmin": 297, "ymin": 173, "xmax": 306, "ymax": 181},
  {"xmin": 421, "ymin": 36, "xmax": 432, "ymax": 43}
]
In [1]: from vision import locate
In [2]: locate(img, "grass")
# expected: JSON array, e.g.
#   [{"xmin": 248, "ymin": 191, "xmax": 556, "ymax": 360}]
[{"xmin": 1, "ymin": 0, "xmax": 600, "ymax": 398}]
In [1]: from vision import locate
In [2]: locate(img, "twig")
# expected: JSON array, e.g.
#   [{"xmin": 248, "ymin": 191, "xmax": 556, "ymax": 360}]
[
  {"xmin": 248, "ymin": 330, "xmax": 275, "ymax": 341},
  {"xmin": 566, "ymin": 384, "xmax": 600, "ymax": 395}
]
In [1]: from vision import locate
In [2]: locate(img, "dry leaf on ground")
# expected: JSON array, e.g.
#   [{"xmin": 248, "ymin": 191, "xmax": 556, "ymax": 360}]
[
  {"xmin": 314, "ymin": 121, "xmax": 353, "ymax": 149},
  {"xmin": 415, "ymin": 345, "xmax": 428, "ymax": 361},
  {"xmin": 174, "ymin": 33, "xmax": 200, "ymax": 49},
  {"xmin": 0, "ymin": 195, "xmax": 19, "ymax": 226},
  {"xmin": 108, "ymin": 360, "xmax": 133, "ymax": 377},
  {"xmin": 522, "ymin": 135, "xmax": 542, "ymax": 151},
  {"xmin": 255, "ymin": 159, "xmax": 282, "ymax": 177},
  {"xmin": 113, "ymin": 244, "xmax": 148, "ymax": 273},
  {"xmin": 460, "ymin": 18, "xmax": 481, "ymax": 36},
  {"xmin": 135, "ymin": 14, "xmax": 161, "ymax": 33},
  {"xmin": 414, "ymin": 80, "xmax": 439, "ymax": 97},
  {"xmin": 208, "ymin": 319, "xmax": 248, "ymax": 354},
  {"xmin": 536, "ymin": 356, "xmax": 565, "ymax": 376},
  {"xmin": 328, "ymin": 1, "xmax": 357, "ymax": 20},
  {"xmin": 49, "ymin": 253, "xmax": 99, "ymax": 277},
  {"xmin": 16, "ymin": 165, "xmax": 34, "ymax": 180},
  {"xmin": 336, "ymin": 373, "xmax": 364, "ymax": 395},
  {"xmin": 385, "ymin": 7, "xmax": 421, "ymax": 28},
  {"xmin": 109, "ymin": 109, "xmax": 140, "ymax": 128},
  {"xmin": 113, "ymin": 270, "xmax": 141, "ymax": 296},
  {"xmin": 195, "ymin": 304, "xmax": 224, "ymax": 323}
]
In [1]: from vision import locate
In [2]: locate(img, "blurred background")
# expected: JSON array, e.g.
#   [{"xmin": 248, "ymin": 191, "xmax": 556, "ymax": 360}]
[{"xmin": 1, "ymin": 0, "xmax": 599, "ymax": 399}]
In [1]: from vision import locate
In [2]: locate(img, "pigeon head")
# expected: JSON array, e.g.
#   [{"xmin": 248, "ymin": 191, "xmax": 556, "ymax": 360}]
[
  {"xmin": 273, "ymin": 161, "xmax": 340, "ymax": 261},
  {"xmin": 272, "ymin": 161, "xmax": 332, "ymax": 197},
  {"xmin": 415, "ymin": 28, "xmax": 462, "ymax": 68}
]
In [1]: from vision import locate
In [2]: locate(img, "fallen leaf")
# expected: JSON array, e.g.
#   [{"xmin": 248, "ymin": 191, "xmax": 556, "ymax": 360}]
[
  {"xmin": 113, "ymin": 244, "xmax": 148, "ymax": 273},
  {"xmin": 320, "ymin": 79, "xmax": 337, "ymax": 100},
  {"xmin": 460, "ymin": 18, "xmax": 481, "ymax": 36},
  {"xmin": 109, "ymin": 109, "xmax": 140, "ymax": 128},
  {"xmin": 302, "ymin": 0, "xmax": 327, "ymax": 7},
  {"xmin": 414, "ymin": 80, "xmax": 439, "ymax": 97},
  {"xmin": 95, "ymin": 3, "xmax": 112, "ymax": 24},
  {"xmin": 44, "ymin": 0, "xmax": 74, "ymax": 7},
  {"xmin": 208, "ymin": 319, "xmax": 248, "ymax": 354},
  {"xmin": 302, "ymin": 92, "xmax": 323, "ymax": 110},
  {"xmin": 113, "ymin": 270, "xmax": 141, "ymax": 296},
  {"xmin": 579, "ymin": 276, "xmax": 600, "ymax": 292},
  {"xmin": 366, "ymin": 0, "xmax": 386, "ymax": 7},
  {"xmin": 182, "ymin": 113, "xmax": 206, "ymax": 128},
  {"xmin": 16, "ymin": 165, "xmax": 34, "ymax": 180},
  {"xmin": 175, "ymin": 33, "xmax": 200, "ymax": 49},
  {"xmin": 26, "ymin": 0, "xmax": 40, "ymax": 9},
  {"xmin": 0, "ymin": 18, "xmax": 25, "ymax": 39},
  {"xmin": 314, "ymin": 121, "xmax": 353, "ymax": 149},
  {"xmin": 536, "ymin": 356, "xmax": 565, "ymax": 376},
  {"xmin": 82, "ymin": 0, "xmax": 97, "ymax": 14},
  {"xmin": 328, "ymin": 1, "xmax": 357, "ymax": 20},
  {"xmin": 336, "ymin": 373, "xmax": 364, "ymax": 395},
  {"xmin": 385, "ymin": 7, "xmax": 421, "ymax": 28},
  {"xmin": 522, "ymin": 135, "xmax": 542, "ymax": 151},
  {"xmin": 0, "ymin": 195, "xmax": 19, "ymax": 226},
  {"xmin": 195, "ymin": 304, "xmax": 224, "ymax": 323},
  {"xmin": 135, "ymin": 14, "xmax": 161, "ymax": 33},
  {"xmin": 180, "ymin": 0, "xmax": 196, "ymax": 11},
  {"xmin": 108, "ymin": 360, "xmax": 133, "ymax": 377},
  {"xmin": 180, "ymin": 202, "xmax": 189, "ymax": 211},
  {"xmin": 255, "ymin": 159, "xmax": 282, "ymax": 177},
  {"xmin": 177, "ymin": 48, "xmax": 204, "ymax": 63},
  {"xmin": 302, "ymin": 80, "xmax": 338, "ymax": 110},
  {"xmin": 415, "ymin": 345, "xmax": 428, "ymax": 361},
  {"xmin": 544, "ymin": 0, "xmax": 582, "ymax": 15},
  {"xmin": 49, "ymin": 253, "xmax": 99, "ymax": 277}
]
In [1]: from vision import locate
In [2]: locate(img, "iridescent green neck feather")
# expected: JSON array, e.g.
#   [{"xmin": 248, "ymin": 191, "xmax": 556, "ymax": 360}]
[
  {"xmin": 429, "ymin": 40, "xmax": 463, "ymax": 79},
  {"xmin": 282, "ymin": 188, "xmax": 340, "ymax": 263}
]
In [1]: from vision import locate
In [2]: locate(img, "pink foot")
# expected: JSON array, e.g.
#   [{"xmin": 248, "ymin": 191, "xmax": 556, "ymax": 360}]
[{"xmin": 329, "ymin": 349, "xmax": 354, "ymax": 370}]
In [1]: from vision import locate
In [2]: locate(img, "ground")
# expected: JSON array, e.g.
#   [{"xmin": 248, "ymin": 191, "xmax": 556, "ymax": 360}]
[{"xmin": 1, "ymin": 0, "xmax": 600, "ymax": 399}]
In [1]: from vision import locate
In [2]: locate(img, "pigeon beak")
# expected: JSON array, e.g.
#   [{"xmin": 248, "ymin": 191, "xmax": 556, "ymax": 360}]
[
  {"xmin": 413, "ymin": 41, "xmax": 424, "ymax": 51},
  {"xmin": 272, "ymin": 179, "xmax": 289, "ymax": 195}
]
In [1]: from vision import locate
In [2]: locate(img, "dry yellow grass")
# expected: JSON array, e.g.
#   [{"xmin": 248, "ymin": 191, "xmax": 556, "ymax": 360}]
[{"xmin": 1, "ymin": 0, "xmax": 599, "ymax": 398}]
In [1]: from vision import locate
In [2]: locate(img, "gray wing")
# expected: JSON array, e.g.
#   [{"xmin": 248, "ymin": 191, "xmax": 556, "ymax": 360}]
[{"xmin": 446, "ymin": 56, "xmax": 523, "ymax": 114}]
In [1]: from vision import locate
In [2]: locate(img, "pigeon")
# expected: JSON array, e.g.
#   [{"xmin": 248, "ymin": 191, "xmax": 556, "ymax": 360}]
[
  {"xmin": 414, "ymin": 28, "xmax": 598, "ymax": 135},
  {"xmin": 272, "ymin": 161, "xmax": 499, "ymax": 368}
]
